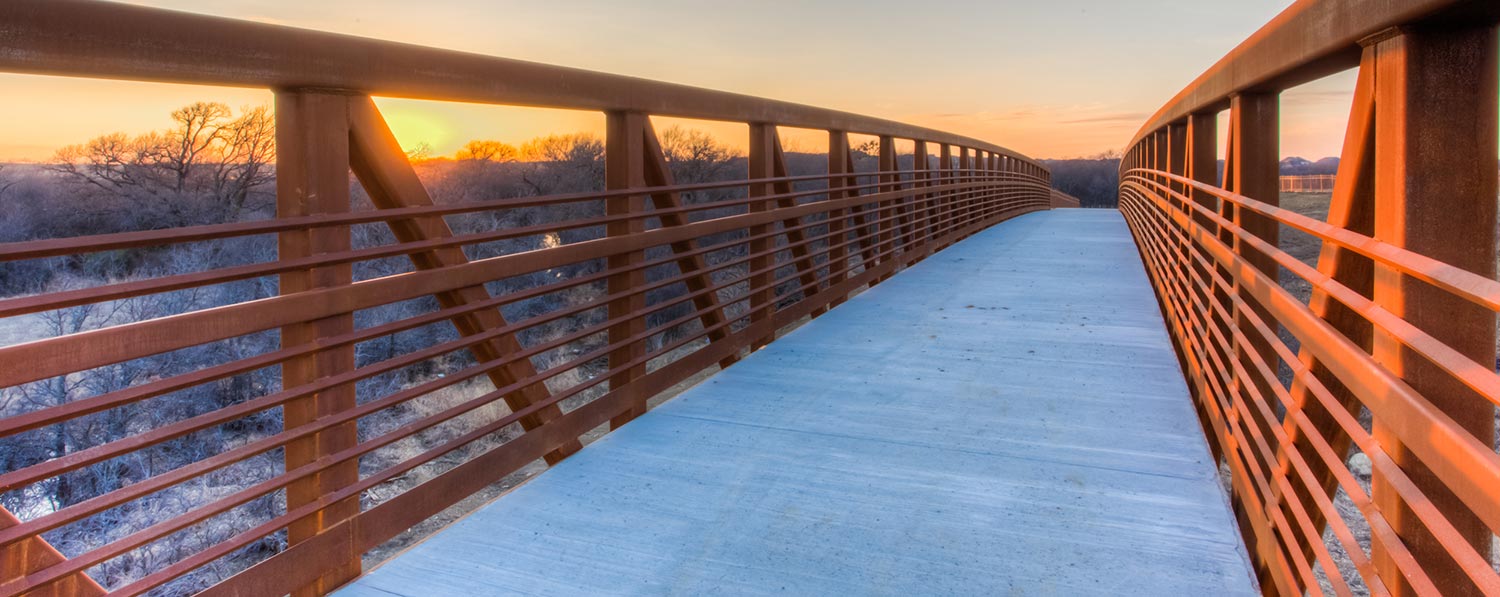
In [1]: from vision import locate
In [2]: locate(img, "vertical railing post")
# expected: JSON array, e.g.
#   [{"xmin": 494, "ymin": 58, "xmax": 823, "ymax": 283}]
[
  {"xmin": 986, "ymin": 152, "xmax": 998, "ymax": 216},
  {"xmin": 605, "ymin": 111, "xmax": 649, "ymax": 428},
  {"xmin": 1229, "ymin": 94, "xmax": 1280, "ymax": 278},
  {"xmin": 1229, "ymin": 93, "xmax": 1282, "ymax": 422},
  {"xmin": 1186, "ymin": 114, "xmax": 1218, "ymax": 225},
  {"xmin": 276, "ymin": 90, "xmax": 359, "ymax": 596},
  {"xmin": 958, "ymin": 148, "xmax": 972, "ymax": 233},
  {"xmin": 1166, "ymin": 123, "xmax": 1187, "ymax": 207},
  {"xmin": 1165, "ymin": 120, "xmax": 1194, "ymax": 390},
  {"xmin": 978, "ymin": 152, "xmax": 989, "ymax": 215},
  {"xmin": 939, "ymin": 144, "xmax": 953, "ymax": 245},
  {"xmin": 1166, "ymin": 123, "xmax": 1189, "ymax": 276},
  {"xmin": 912, "ymin": 140, "xmax": 933, "ymax": 256},
  {"xmin": 897, "ymin": 140, "xmax": 917, "ymax": 256},
  {"xmin": 998, "ymin": 154, "xmax": 1009, "ymax": 213},
  {"xmin": 1227, "ymin": 90, "xmax": 1292, "ymax": 597},
  {"xmin": 827, "ymin": 131, "xmax": 852, "ymax": 310},
  {"xmin": 1153, "ymin": 130, "xmax": 1167, "ymax": 190},
  {"xmin": 748, "ymin": 123, "xmax": 778, "ymax": 349},
  {"xmin": 876, "ymin": 136, "xmax": 897, "ymax": 281},
  {"xmin": 1041, "ymin": 164, "xmax": 1051, "ymax": 206},
  {"xmin": 972, "ymin": 150, "xmax": 985, "ymax": 219},
  {"xmin": 984, "ymin": 151, "xmax": 996, "ymax": 217},
  {"xmin": 1186, "ymin": 111, "xmax": 1227, "ymax": 465},
  {"xmin": 1369, "ymin": 24, "xmax": 1498, "ymax": 596}
]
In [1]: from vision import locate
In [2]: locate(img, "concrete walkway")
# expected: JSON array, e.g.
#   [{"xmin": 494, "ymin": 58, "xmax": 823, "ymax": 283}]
[{"xmin": 338, "ymin": 209, "xmax": 1256, "ymax": 596}]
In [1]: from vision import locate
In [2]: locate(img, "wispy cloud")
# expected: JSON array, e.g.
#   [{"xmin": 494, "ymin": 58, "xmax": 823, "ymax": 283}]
[
  {"xmin": 1282, "ymin": 90, "xmax": 1354, "ymax": 106},
  {"xmin": 1057, "ymin": 112, "xmax": 1149, "ymax": 125},
  {"xmin": 927, "ymin": 109, "xmax": 1037, "ymax": 122}
]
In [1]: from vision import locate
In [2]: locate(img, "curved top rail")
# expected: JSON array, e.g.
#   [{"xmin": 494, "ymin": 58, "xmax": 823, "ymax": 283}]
[
  {"xmin": 0, "ymin": 0, "xmax": 1036, "ymax": 165},
  {"xmin": 1126, "ymin": 0, "xmax": 1500, "ymax": 149}
]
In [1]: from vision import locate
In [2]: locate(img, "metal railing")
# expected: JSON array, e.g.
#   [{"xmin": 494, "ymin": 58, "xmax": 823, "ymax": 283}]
[
  {"xmin": 1280, "ymin": 175, "xmax": 1337, "ymax": 193},
  {"xmin": 0, "ymin": 1, "xmax": 1052, "ymax": 594},
  {"xmin": 1119, "ymin": 0, "xmax": 1500, "ymax": 595}
]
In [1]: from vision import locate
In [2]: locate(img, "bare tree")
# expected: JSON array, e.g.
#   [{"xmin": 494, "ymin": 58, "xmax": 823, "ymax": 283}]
[
  {"xmin": 212, "ymin": 105, "xmax": 276, "ymax": 220},
  {"xmin": 0, "ymin": 164, "xmax": 17, "ymax": 200},
  {"xmin": 455, "ymin": 140, "xmax": 519, "ymax": 163},
  {"xmin": 519, "ymin": 133, "xmax": 604, "ymax": 196},
  {"xmin": 49, "ymin": 102, "xmax": 277, "ymax": 227},
  {"xmin": 658, "ymin": 126, "xmax": 739, "ymax": 184}
]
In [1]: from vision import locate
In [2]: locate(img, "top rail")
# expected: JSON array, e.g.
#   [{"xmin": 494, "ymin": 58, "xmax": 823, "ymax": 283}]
[
  {"xmin": 1126, "ymin": 0, "xmax": 1500, "ymax": 149},
  {"xmin": 0, "ymin": 0, "xmax": 1035, "ymax": 164}
]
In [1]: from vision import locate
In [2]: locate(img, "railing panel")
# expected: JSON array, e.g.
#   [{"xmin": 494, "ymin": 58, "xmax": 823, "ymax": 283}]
[
  {"xmin": 1121, "ymin": 2, "xmax": 1499, "ymax": 595},
  {"xmin": 0, "ymin": 6, "xmax": 1054, "ymax": 592}
]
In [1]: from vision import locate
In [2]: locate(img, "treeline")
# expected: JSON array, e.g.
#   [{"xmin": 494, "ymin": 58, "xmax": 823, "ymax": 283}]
[
  {"xmin": 1040, "ymin": 154, "xmax": 1347, "ymax": 209},
  {"xmin": 1042, "ymin": 155, "xmax": 1121, "ymax": 208}
]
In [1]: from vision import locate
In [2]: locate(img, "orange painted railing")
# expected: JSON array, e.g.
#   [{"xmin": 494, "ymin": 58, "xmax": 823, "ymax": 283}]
[
  {"xmin": 1280, "ymin": 175, "xmax": 1336, "ymax": 193},
  {"xmin": 1120, "ymin": 0, "xmax": 1500, "ymax": 595},
  {"xmin": 0, "ymin": 1, "xmax": 1052, "ymax": 594}
]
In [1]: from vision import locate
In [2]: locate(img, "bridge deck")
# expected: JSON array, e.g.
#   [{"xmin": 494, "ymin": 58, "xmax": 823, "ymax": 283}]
[{"xmin": 337, "ymin": 209, "xmax": 1256, "ymax": 596}]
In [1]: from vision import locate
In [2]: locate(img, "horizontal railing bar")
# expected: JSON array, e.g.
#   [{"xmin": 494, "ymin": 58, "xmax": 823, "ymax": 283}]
[
  {"xmin": 0, "ymin": 201, "xmax": 797, "ymax": 437},
  {"xmin": 1121, "ymin": 193, "xmax": 1421, "ymax": 594},
  {"xmin": 0, "ymin": 175, "xmax": 1037, "ymax": 317},
  {"xmin": 1120, "ymin": 182, "xmax": 1500, "ymax": 541},
  {"xmin": 0, "ymin": 178, "xmax": 1027, "ymax": 388},
  {"xmin": 0, "ymin": 188, "xmax": 1042, "ymax": 534},
  {"xmin": 1125, "ymin": 174, "xmax": 1500, "ymax": 407},
  {"xmin": 1128, "ymin": 196, "xmax": 1330, "ymax": 594},
  {"xmin": 0, "ymin": 200, "xmax": 889, "ymax": 495},
  {"xmin": 1136, "ymin": 197, "xmax": 1447, "ymax": 595},
  {"xmin": 13, "ymin": 187, "xmax": 1047, "ymax": 596},
  {"xmin": 1124, "ymin": 198, "xmax": 1355, "ymax": 593},
  {"xmin": 0, "ymin": 169, "xmax": 1040, "ymax": 262},
  {"xmin": 1120, "ymin": 189, "xmax": 1495, "ymax": 593},
  {"xmin": 0, "ymin": 181, "xmax": 1036, "ymax": 451},
  {"xmin": 1126, "ymin": 169, "xmax": 1500, "ymax": 311}
]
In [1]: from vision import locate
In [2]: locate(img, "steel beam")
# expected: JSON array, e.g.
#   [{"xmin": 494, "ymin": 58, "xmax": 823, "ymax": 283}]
[
  {"xmin": 275, "ymin": 90, "xmax": 359, "ymax": 596},
  {"xmin": 1369, "ymin": 23, "xmax": 1498, "ymax": 597}
]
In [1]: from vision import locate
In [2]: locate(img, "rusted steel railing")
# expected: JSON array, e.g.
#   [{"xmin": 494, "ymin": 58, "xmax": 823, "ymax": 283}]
[
  {"xmin": 1119, "ymin": 1, "xmax": 1500, "ymax": 595},
  {"xmin": 0, "ymin": 1, "xmax": 1052, "ymax": 595},
  {"xmin": 1280, "ymin": 175, "xmax": 1336, "ymax": 193}
]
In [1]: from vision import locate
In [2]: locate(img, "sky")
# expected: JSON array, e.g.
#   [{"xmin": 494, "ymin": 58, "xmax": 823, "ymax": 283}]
[{"xmin": 0, "ymin": 0, "xmax": 1360, "ymax": 162}]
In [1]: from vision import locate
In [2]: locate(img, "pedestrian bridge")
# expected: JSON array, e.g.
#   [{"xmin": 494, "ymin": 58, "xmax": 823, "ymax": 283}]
[
  {"xmin": 1, "ymin": 1, "xmax": 1498, "ymax": 596},
  {"xmin": 338, "ymin": 210, "xmax": 1255, "ymax": 596}
]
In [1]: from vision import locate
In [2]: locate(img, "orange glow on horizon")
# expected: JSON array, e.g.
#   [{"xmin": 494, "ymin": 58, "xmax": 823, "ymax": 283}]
[
  {"xmin": 0, "ymin": 73, "xmax": 1357, "ymax": 164},
  {"xmin": 0, "ymin": 0, "xmax": 1366, "ymax": 164}
]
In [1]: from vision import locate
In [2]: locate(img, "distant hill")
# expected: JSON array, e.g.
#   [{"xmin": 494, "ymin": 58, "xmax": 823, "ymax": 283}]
[
  {"xmin": 1280, "ymin": 156, "xmax": 1312, "ymax": 170},
  {"xmin": 1280, "ymin": 156, "xmax": 1339, "ymax": 176}
]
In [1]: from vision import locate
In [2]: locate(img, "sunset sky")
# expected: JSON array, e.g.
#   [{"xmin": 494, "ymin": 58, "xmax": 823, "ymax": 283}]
[{"xmin": 0, "ymin": 0, "xmax": 1357, "ymax": 162}]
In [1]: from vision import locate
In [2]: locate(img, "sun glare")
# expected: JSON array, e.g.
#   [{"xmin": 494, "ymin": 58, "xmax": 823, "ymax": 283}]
[{"xmin": 371, "ymin": 100, "xmax": 458, "ymax": 156}]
